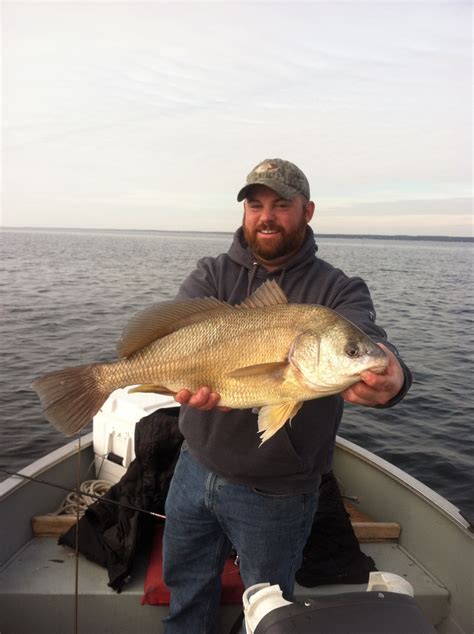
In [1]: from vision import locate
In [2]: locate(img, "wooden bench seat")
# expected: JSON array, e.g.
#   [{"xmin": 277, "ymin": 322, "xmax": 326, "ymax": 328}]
[{"xmin": 32, "ymin": 503, "xmax": 402, "ymax": 543}]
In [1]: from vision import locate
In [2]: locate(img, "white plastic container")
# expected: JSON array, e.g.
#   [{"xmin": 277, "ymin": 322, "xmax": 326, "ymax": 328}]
[
  {"xmin": 93, "ymin": 389, "xmax": 177, "ymax": 483},
  {"xmin": 243, "ymin": 583, "xmax": 292, "ymax": 634},
  {"xmin": 366, "ymin": 571, "xmax": 414, "ymax": 597}
]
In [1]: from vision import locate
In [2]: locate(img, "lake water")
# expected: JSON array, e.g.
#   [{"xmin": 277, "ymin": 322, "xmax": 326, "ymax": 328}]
[{"xmin": 1, "ymin": 228, "xmax": 473, "ymax": 519}]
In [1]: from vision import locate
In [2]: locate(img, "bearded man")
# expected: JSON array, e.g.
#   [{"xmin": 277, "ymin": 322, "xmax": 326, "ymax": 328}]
[{"xmin": 162, "ymin": 159, "xmax": 412, "ymax": 633}]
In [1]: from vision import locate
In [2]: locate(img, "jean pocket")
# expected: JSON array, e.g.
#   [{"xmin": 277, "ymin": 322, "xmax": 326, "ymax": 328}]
[{"xmin": 252, "ymin": 487, "xmax": 298, "ymax": 499}]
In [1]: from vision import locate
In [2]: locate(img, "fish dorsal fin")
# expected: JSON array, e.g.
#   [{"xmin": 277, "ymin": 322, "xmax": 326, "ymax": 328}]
[
  {"xmin": 237, "ymin": 279, "xmax": 288, "ymax": 309},
  {"xmin": 117, "ymin": 296, "xmax": 232, "ymax": 358}
]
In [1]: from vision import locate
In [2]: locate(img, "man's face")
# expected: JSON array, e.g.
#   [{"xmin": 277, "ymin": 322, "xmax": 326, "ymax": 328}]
[{"xmin": 242, "ymin": 185, "xmax": 314, "ymax": 264}]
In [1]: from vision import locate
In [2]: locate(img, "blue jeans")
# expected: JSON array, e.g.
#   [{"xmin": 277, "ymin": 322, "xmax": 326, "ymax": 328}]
[{"xmin": 162, "ymin": 446, "xmax": 319, "ymax": 633}]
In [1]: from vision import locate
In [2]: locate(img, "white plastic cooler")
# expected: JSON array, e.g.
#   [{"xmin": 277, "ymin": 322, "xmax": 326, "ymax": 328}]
[{"xmin": 92, "ymin": 389, "xmax": 178, "ymax": 484}]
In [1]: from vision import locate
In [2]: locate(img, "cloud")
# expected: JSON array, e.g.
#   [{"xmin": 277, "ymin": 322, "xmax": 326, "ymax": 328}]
[{"xmin": 2, "ymin": 2, "xmax": 471, "ymax": 236}]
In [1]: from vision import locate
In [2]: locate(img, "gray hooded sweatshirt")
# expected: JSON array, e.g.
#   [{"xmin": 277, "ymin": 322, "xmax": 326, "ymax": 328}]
[{"xmin": 176, "ymin": 227, "xmax": 411, "ymax": 494}]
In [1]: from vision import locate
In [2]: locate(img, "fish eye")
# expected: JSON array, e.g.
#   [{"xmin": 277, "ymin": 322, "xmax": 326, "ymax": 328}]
[{"xmin": 345, "ymin": 344, "xmax": 360, "ymax": 358}]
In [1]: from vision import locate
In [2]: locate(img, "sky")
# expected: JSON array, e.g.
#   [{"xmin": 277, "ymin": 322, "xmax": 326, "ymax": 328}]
[{"xmin": 2, "ymin": 1, "xmax": 472, "ymax": 236}]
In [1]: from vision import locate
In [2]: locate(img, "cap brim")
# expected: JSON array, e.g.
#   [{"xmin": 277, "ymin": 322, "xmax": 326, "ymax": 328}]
[
  {"xmin": 237, "ymin": 185, "xmax": 253, "ymax": 202},
  {"xmin": 237, "ymin": 179, "xmax": 299, "ymax": 202}
]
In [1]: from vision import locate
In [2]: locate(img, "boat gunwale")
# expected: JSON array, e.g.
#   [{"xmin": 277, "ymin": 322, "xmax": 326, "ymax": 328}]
[
  {"xmin": 335, "ymin": 435, "xmax": 471, "ymax": 534},
  {"xmin": 0, "ymin": 432, "xmax": 94, "ymax": 500}
]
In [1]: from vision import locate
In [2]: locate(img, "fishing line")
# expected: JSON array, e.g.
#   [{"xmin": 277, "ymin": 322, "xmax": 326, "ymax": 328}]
[
  {"xmin": 74, "ymin": 433, "xmax": 81, "ymax": 634},
  {"xmin": 0, "ymin": 469, "xmax": 166, "ymax": 520},
  {"xmin": 74, "ymin": 353, "xmax": 83, "ymax": 634}
]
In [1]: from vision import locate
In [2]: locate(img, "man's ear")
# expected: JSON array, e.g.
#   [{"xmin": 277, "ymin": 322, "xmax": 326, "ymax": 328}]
[{"xmin": 305, "ymin": 201, "xmax": 315, "ymax": 223}]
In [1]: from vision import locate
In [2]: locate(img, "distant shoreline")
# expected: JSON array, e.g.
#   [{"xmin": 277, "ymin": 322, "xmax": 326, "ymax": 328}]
[{"xmin": 1, "ymin": 226, "xmax": 473, "ymax": 243}]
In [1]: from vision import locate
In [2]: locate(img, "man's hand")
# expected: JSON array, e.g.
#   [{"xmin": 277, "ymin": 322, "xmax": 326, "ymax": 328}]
[
  {"xmin": 175, "ymin": 386, "xmax": 231, "ymax": 412},
  {"xmin": 342, "ymin": 344, "xmax": 405, "ymax": 407}
]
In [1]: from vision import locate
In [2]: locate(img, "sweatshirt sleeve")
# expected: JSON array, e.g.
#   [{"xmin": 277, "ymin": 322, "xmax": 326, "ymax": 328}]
[
  {"xmin": 175, "ymin": 257, "xmax": 219, "ymax": 300},
  {"xmin": 326, "ymin": 273, "xmax": 413, "ymax": 407}
]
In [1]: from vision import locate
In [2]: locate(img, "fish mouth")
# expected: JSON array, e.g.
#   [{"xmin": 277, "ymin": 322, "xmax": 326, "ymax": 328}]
[
  {"xmin": 360, "ymin": 343, "xmax": 388, "ymax": 375},
  {"xmin": 365, "ymin": 360, "xmax": 388, "ymax": 375}
]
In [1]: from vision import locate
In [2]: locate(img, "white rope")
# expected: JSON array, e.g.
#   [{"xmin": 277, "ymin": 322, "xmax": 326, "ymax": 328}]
[{"xmin": 53, "ymin": 479, "xmax": 113, "ymax": 517}]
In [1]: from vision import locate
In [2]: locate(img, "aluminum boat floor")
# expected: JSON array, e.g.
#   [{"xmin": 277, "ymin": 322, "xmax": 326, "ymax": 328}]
[{"xmin": 0, "ymin": 537, "xmax": 448, "ymax": 634}]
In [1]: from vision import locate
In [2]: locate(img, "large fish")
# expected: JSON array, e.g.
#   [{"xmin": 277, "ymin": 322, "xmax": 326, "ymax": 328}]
[{"xmin": 32, "ymin": 280, "xmax": 387, "ymax": 443}]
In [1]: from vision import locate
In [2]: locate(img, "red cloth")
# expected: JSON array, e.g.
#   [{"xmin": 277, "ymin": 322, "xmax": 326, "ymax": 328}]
[{"xmin": 142, "ymin": 525, "xmax": 245, "ymax": 605}]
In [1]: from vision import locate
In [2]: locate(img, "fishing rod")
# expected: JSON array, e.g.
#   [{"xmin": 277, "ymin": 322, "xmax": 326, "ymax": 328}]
[{"xmin": 0, "ymin": 468, "xmax": 166, "ymax": 520}]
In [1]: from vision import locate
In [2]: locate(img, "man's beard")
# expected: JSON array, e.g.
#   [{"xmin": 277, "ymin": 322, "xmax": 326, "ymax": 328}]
[{"xmin": 243, "ymin": 218, "xmax": 308, "ymax": 261}]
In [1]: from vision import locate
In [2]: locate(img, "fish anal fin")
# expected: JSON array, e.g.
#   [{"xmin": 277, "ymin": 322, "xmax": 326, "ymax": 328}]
[
  {"xmin": 237, "ymin": 280, "xmax": 288, "ymax": 309},
  {"xmin": 128, "ymin": 384, "xmax": 177, "ymax": 396},
  {"xmin": 257, "ymin": 401, "xmax": 303, "ymax": 445},
  {"xmin": 227, "ymin": 361, "xmax": 288, "ymax": 379},
  {"xmin": 118, "ymin": 296, "xmax": 233, "ymax": 358}
]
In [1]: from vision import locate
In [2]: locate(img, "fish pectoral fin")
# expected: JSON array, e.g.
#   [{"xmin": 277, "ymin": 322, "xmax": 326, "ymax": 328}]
[
  {"xmin": 227, "ymin": 361, "xmax": 288, "ymax": 379},
  {"xmin": 257, "ymin": 401, "xmax": 303, "ymax": 445},
  {"xmin": 128, "ymin": 384, "xmax": 177, "ymax": 396}
]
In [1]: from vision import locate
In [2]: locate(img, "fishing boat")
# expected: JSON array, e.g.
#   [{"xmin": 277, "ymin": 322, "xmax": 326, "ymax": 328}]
[{"xmin": 0, "ymin": 390, "xmax": 472, "ymax": 634}]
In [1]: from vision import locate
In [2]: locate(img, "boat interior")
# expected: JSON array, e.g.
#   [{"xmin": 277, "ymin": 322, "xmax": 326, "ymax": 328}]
[{"xmin": 1, "ymin": 431, "xmax": 472, "ymax": 634}]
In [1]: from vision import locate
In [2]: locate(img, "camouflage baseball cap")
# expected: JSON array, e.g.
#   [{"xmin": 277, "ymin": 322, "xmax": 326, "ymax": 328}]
[{"xmin": 237, "ymin": 158, "xmax": 310, "ymax": 202}]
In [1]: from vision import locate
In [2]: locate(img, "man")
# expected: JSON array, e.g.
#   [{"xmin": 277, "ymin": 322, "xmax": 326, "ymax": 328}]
[{"xmin": 162, "ymin": 158, "xmax": 411, "ymax": 633}]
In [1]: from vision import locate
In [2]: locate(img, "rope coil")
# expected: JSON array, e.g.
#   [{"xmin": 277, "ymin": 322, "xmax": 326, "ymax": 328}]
[{"xmin": 53, "ymin": 479, "xmax": 112, "ymax": 517}]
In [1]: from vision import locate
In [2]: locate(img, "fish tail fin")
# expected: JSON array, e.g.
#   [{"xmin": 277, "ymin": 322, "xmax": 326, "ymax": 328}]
[{"xmin": 31, "ymin": 364, "xmax": 110, "ymax": 436}]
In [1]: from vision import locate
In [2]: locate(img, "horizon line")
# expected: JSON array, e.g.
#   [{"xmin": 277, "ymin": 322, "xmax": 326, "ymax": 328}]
[{"xmin": 1, "ymin": 225, "xmax": 473, "ymax": 242}]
